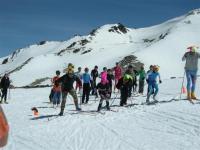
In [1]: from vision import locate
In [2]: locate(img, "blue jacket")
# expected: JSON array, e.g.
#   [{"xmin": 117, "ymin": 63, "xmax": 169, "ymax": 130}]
[
  {"xmin": 147, "ymin": 71, "xmax": 161, "ymax": 85},
  {"xmin": 82, "ymin": 73, "xmax": 91, "ymax": 84}
]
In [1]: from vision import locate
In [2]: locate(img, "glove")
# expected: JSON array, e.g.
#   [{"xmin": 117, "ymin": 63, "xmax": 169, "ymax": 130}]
[{"xmin": 159, "ymin": 80, "xmax": 162, "ymax": 84}]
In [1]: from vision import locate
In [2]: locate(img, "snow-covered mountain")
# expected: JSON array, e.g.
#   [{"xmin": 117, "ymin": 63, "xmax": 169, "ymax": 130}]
[{"xmin": 1, "ymin": 9, "xmax": 200, "ymax": 87}]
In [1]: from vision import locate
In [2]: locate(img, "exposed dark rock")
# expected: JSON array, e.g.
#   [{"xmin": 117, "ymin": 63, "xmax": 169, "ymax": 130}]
[
  {"xmin": 29, "ymin": 77, "xmax": 50, "ymax": 86},
  {"xmin": 143, "ymin": 39, "xmax": 155, "ymax": 43},
  {"xmin": 73, "ymin": 48, "xmax": 81, "ymax": 53},
  {"xmin": 108, "ymin": 23, "xmax": 129, "ymax": 34},
  {"xmin": 67, "ymin": 42, "xmax": 77, "ymax": 48},
  {"xmin": 80, "ymin": 39, "xmax": 89, "ymax": 46},
  {"xmin": 38, "ymin": 41, "xmax": 46, "ymax": 45},
  {"xmin": 159, "ymin": 32, "xmax": 168, "ymax": 40},
  {"xmin": 184, "ymin": 20, "xmax": 191, "ymax": 24},
  {"xmin": 81, "ymin": 49, "xmax": 91, "ymax": 54},
  {"xmin": 89, "ymin": 27, "xmax": 100, "ymax": 36},
  {"xmin": 57, "ymin": 48, "xmax": 67, "ymax": 56},
  {"xmin": 2, "ymin": 58, "xmax": 8, "ymax": 64},
  {"xmin": 118, "ymin": 55, "xmax": 144, "ymax": 72}
]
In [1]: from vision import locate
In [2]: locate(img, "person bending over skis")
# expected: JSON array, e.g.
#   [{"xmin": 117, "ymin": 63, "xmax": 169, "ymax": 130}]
[{"xmin": 96, "ymin": 70, "xmax": 111, "ymax": 111}]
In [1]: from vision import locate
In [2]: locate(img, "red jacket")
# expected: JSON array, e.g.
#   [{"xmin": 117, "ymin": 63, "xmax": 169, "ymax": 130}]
[{"xmin": 114, "ymin": 66, "xmax": 122, "ymax": 79}]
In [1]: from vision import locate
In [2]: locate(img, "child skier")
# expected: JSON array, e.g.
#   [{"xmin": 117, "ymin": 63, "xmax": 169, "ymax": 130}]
[
  {"xmin": 96, "ymin": 70, "xmax": 111, "ymax": 111},
  {"xmin": 56, "ymin": 63, "xmax": 82, "ymax": 116},
  {"xmin": 116, "ymin": 74, "xmax": 133, "ymax": 106},
  {"xmin": 146, "ymin": 65, "xmax": 162, "ymax": 104},
  {"xmin": 82, "ymin": 67, "xmax": 91, "ymax": 104},
  {"xmin": 49, "ymin": 71, "xmax": 60, "ymax": 103},
  {"xmin": 52, "ymin": 79, "xmax": 61, "ymax": 107}
]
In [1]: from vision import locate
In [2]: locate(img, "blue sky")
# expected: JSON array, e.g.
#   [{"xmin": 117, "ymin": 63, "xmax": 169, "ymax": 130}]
[{"xmin": 0, "ymin": 0, "xmax": 200, "ymax": 57}]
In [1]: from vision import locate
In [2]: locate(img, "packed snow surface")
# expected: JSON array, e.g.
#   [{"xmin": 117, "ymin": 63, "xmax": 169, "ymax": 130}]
[{"xmin": 2, "ymin": 77, "xmax": 200, "ymax": 150}]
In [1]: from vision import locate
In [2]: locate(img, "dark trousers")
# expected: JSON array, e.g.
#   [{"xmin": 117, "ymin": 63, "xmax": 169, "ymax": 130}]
[
  {"xmin": 1, "ymin": 88, "xmax": 8, "ymax": 102},
  {"xmin": 138, "ymin": 80, "xmax": 145, "ymax": 94},
  {"xmin": 82, "ymin": 83, "xmax": 91, "ymax": 103},
  {"xmin": 120, "ymin": 87, "xmax": 128, "ymax": 106},
  {"xmin": 128, "ymin": 84, "xmax": 132, "ymax": 97},
  {"xmin": 91, "ymin": 79, "xmax": 97, "ymax": 95},
  {"xmin": 97, "ymin": 94, "xmax": 110, "ymax": 111},
  {"xmin": 49, "ymin": 89, "xmax": 54, "ymax": 103}
]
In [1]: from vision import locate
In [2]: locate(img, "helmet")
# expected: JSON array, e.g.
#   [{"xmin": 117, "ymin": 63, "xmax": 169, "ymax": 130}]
[
  {"xmin": 78, "ymin": 67, "xmax": 81, "ymax": 70},
  {"xmin": 94, "ymin": 65, "xmax": 98, "ymax": 69}
]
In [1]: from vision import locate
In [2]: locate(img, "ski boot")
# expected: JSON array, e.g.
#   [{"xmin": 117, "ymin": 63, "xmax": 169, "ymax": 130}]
[
  {"xmin": 106, "ymin": 101, "xmax": 110, "ymax": 111},
  {"xmin": 191, "ymin": 92, "xmax": 197, "ymax": 100}
]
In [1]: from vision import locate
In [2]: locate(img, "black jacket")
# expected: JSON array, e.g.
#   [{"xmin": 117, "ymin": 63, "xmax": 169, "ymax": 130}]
[
  {"xmin": 116, "ymin": 77, "xmax": 132, "ymax": 90},
  {"xmin": 107, "ymin": 74, "xmax": 114, "ymax": 87},
  {"xmin": 91, "ymin": 69, "xmax": 98, "ymax": 81},
  {"xmin": 0, "ymin": 76, "xmax": 10, "ymax": 89},
  {"xmin": 96, "ymin": 82, "xmax": 110, "ymax": 95},
  {"xmin": 56, "ymin": 73, "xmax": 82, "ymax": 91}
]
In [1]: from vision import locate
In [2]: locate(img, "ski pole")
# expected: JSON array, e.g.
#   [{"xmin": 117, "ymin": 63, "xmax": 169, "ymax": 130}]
[{"xmin": 180, "ymin": 71, "xmax": 186, "ymax": 100}]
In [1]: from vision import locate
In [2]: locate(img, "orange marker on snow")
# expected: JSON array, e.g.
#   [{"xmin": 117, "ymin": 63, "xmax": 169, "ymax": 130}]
[{"xmin": 31, "ymin": 107, "xmax": 39, "ymax": 116}]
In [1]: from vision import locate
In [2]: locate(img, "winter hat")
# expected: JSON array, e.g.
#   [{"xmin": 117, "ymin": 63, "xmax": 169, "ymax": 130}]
[
  {"xmin": 187, "ymin": 46, "xmax": 199, "ymax": 52},
  {"xmin": 67, "ymin": 63, "xmax": 74, "ymax": 74},
  {"xmin": 153, "ymin": 65, "xmax": 160, "ymax": 71},
  {"xmin": 101, "ymin": 71, "xmax": 108, "ymax": 85}
]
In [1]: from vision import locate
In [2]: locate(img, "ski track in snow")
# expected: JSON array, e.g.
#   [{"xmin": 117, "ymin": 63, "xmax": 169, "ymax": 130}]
[{"xmin": 1, "ymin": 78, "xmax": 200, "ymax": 150}]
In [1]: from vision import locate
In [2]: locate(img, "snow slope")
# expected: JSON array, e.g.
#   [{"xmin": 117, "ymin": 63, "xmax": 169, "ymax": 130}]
[
  {"xmin": 2, "ymin": 77, "xmax": 200, "ymax": 150},
  {"xmin": 1, "ymin": 9, "xmax": 200, "ymax": 87}
]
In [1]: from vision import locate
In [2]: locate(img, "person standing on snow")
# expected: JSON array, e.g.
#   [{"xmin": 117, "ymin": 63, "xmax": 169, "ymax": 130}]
[
  {"xmin": 182, "ymin": 46, "xmax": 200, "ymax": 100},
  {"xmin": 0, "ymin": 74, "xmax": 10, "ymax": 104},
  {"xmin": 82, "ymin": 67, "xmax": 91, "ymax": 104},
  {"xmin": 116, "ymin": 74, "xmax": 133, "ymax": 106},
  {"xmin": 96, "ymin": 71, "xmax": 111, "ymax": 111},
  {"xmin": 56, "ymin": 63, "xmax": 82, "ymax": 116},
  {"xmin": 91, "ymin": 66, "xmax": 99, "ymax": 96},
  {"xmin": 146, "ymin": 65, "xmax": 154, "ymax": 95},
  {"xmin": 114, "ymin": 62, "xmax": 122, "ymax": 92},
  {"xmin": 75, "ymin": 67, "xmax": 83, "ymax": 93},
  {"xmin": 52, "ymin": 72, "xmax": 62, "ymax": 107},
  {"xmin": 138, "ymin": 66, "xmax": 146, "ymax": 94},
  {"xmin": 146, "ymin": 65, "xmax": 162, "ymax": 103},
  {"xmin": 107, "ymin": 69, "xmax": 114, "ymax": 97},
  {"xmin": 49, "ymin": 71, "xmax": 61, "ymax": 103},
  {"xmin": 125, "ymin": 65, "xmax": 135, "ymax": 97}
]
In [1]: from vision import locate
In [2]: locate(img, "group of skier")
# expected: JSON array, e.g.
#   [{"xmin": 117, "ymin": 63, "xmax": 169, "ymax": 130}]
[{"xmin": 48, "ymin": 61, "xmax": 163, "ymax": 116}]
